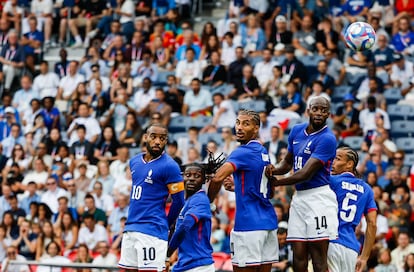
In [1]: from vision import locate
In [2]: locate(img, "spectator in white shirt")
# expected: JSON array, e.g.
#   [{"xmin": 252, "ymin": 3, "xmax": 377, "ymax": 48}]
[
  {"xmin": 182, "ymin": 78, "xmax": 213, "ymax": 116},
  {"xmin": 1, "ymin": 245, "xmax": 29, "ymax": 272},
  {"xmin": 77, "ymin": 214, "xmax": 108, "ymax": 251},
  {"xmin": 91, "ymin": 241, "xmax": 118, "ymax": 272},
  {"xmin": 91, "ymin": 181, "xmax": 114, "ymax": 216},
  {"xmin": 253, "ymin": 48, "xmax": 276, "ymax": 90},
  {"xmin": 201, "ymin": 93, "xmax": 236, "ymax": 133},
  {"xmin": 21, "ymin": 158, "xmax": 49, "ymax": 190},
  {"xmin": 132, "ymin": 77, "xmax": 155, "ymax": 113},
  {"xmin": 109, "ymin": 145, "xmax": 129, "ymax": 181},
  {"xmin": 67, "ymin": 103, "xmax": 101, "ymax": 145},
  {"xmin": 40, "ymin": 177, "xmax": 68, "ymax": 214},
  {"xmin": 37, "ymin": 241, "xmax": 71, "ymax": 272},
  {"xmin": 57, "ymin": 61, "xmax": 85, "ymax": 100},
  {"xmin": 391, "ymin": 232, "xmax": 414, "ymax": 271},
  {"xmin": 359, "ymin": 96, "xmax": 391, "ymax": 137},
  {"xmin": 12, "ymin": 75, "xmax": 39, "ymax": 114},
  {"xmin": 390, "ymin": 53, "xmax": 414, "ymax": 90},
  {"xmin": 221, "ymin": 32, "xmax": 237, "ymax": 66},
  {"xmin": 176, "ymin": 48, "xmax": 202, "ymax": 87},
  {"xmin": 32, "ymin": 61, "xmax": 60, "ymax": 99},
  {"xmin": 131, "ymin": 50, "xmax": 158, "ymax": 87}
]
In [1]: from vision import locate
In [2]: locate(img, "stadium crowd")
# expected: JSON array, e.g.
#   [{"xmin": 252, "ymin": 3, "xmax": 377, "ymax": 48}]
[{"xmin": 0, "ymin": 0, "xmax": 414, "ymax": 270}]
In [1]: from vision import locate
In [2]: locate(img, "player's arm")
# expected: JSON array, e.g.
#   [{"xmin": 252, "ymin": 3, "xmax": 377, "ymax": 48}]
[
  {"xmin": 273, "ymin": 157, "xmax": 323, "ymax": 186},
  {"xmin": 355, "ymin": 209, "xmax": 377, "ymax": 272},
  {"xmin": 167, "ymin": 182, "xmax": 185, "ymax": 227},
  {"xmin": 268, "ymin": 152, "xmax": 294, "ymax": 176},
  {"xmin": 167, "ymin": 212, "xmax": 197, "ymax": 257},
  {"xmin": 208, "ymin": 162, "xmax": 234, "ymax": 202}
]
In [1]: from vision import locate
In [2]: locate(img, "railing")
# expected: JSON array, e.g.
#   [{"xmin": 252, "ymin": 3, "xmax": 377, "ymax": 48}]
[{"xmin": 9, "ymin": 260, "xmax": 120, "ymax": 271}]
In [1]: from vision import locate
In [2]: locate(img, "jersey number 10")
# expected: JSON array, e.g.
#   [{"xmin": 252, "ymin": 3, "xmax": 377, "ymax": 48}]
[{"xmin": 132, "ymin": 185, "xmax": 143, "ymax": 200}]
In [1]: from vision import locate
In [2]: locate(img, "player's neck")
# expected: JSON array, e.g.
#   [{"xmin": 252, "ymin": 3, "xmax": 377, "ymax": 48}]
[{"xmin": 143, "ymin": 152, "xmax": 162, "ymax": 162}]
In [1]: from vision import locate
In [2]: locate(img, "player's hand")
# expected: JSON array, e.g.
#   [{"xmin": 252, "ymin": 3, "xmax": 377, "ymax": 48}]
[
  {"xmin": 165, "ymin": 260, "xmax": 171, "ymax": 272},
  {"xmin": 223, "ymin": 176, "xmax": 234, "ymax": 191},
  {"xmin": 355, "ymin": 258, "xmax": 367, "ymax": 272},
  {"xmin": 265, "ymin": 164, "xmax": 276, "ymax": 179}
]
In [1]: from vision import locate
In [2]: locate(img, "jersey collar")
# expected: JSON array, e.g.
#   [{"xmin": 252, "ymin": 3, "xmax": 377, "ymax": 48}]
[
  {"xmin": 141, "ymin": 152, "xmax": 164, "ymax": 164},
  {"xmin": 304, "ymin": 124, "xmax": 328, "ymax": 136}
]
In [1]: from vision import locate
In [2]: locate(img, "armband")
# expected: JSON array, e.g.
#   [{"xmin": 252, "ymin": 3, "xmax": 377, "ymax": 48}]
[{"xmin": 210, "ymin": 203, "xmax": 217, "ymax": 212}]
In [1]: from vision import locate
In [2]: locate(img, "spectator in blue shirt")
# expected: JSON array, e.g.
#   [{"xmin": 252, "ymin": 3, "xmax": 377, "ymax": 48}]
[
  {"xmin": 20, "ymin": 16, "xmax": 44, "ymax": 63},
  {"xmin": 0, "ymin": 30, "xmax": 25, "ymax": 92},
  {"xmin": 152, "ymin": 0, "xmax": 175, "ymax": 18},
  {"xmin": 20, "ymin": 181, "xmax": 41, "ymax": 215},
  {"xmin": 374, "ymin": 34, "xmax": 394, "ymax": 84},
  {"xmin": 0, "ymin": 107, "xmax": 18, "ymax": 142},
  {"xmin": 175, "ymin": 29, "xmax": 201, "ymax": 61},
  {"xmin": 40, "ymin": 97, "xmax": 60, "ymax": 132},
  {"xmin": 391, "ymin": 16, "xmax": 414, "ymax": 54}
]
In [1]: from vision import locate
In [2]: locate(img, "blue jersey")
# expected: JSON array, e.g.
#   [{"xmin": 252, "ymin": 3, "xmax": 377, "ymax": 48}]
[
  {"xmin": 227, "ymin": 140, "xmax": 278, "ymax": 231},
  {"xmin": 330, "ymin": 173, "xmax": 377, "ymax": 253},
  {"xmin": 288, "ymin": 123, "xmax": 336, "ymax": 191},
  {"xmin": 125, "ymin": 152, "xmax": 183, "ymax": 240},
  {"xmin": 173, "ymin": 191, "xmax": 214, "ymax": 272},
  {"xmin": 391, "ymin": 31, "xmax": 414, "ymax": 52}
]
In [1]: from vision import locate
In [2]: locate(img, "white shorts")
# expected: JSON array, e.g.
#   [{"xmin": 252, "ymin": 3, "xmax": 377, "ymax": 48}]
[
  {"xmin": 230, "ymin": 229, "xmax": 279, "ymax": 267},
  {"xmin": 118, "ymin": 231, "xmax": 167, "ymax": 271},
  {"xmin": 287, "ymin": 185, "xmax": 338, "ymax": 242},
  {"xmin": 184, "ymin": 264, "xmax": 215, "ymax": 272},
  {"xmin": 328, "ymin": 243, "xmax": 358, "ymax": 272}
]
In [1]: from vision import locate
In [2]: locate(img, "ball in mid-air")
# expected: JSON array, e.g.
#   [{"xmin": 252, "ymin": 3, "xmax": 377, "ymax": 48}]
[{"xmin": 344, "ymin": 22, "xmax": 376, "ymax": 51}]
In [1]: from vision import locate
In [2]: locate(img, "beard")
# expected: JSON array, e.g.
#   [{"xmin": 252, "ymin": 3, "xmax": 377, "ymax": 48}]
[{"xmin": 145, "ymin": 142, "xmax": 163, "ymax": 158}]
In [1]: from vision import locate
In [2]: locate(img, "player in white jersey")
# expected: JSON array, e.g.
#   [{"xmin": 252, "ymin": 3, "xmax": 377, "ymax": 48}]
[{"xmin": 329, "ymin": 146, "xmax": 377, "ymax": 272}]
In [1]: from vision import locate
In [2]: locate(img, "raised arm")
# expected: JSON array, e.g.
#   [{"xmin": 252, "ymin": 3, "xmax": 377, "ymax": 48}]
[{"xmin": 208, "ymin": 162, "xmax": 234, "ymax": 202}]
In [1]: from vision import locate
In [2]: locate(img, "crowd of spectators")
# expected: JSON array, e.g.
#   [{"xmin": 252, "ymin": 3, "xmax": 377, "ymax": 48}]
[{"xmin": 0, "ymin": 0, "xmax": 413, "ymax": 271}]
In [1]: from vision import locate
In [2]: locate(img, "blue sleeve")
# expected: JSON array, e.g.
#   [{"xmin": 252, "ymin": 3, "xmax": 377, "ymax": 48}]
[
  {"xmin": 168, "ymin": 0, "xmax": 175, "ymax": 9},
  {"xmin": 257, "ymin": 29, "xmax": 266, "ymax": 51},
  {"xmin": 227, "ymin": 147, "xmax": 250, "ymax": 171},
  {"xmin": 186, "ymin": 194, "xmax": 211, "ymax": 221},
  {"xmin": 169, "ymin": 214, "xmax": 196, "ymax": 251},
  {"xmin": 329, "ymin": 175, "xmax": 339, "ymax": 192},
  {"xmin": 165, "ymin": 161, "xmax": 183, "ymax": 184},
  {"xmin": 292, "ymin": 93, "xmax": 302, "ymax": 106},
  {"xmin": 287, "ymin": 125, "xmax": 298, "ymax": 154},
  {"xmin": 167, "ymin": 191, "xmax": 185, "ymax": 227},
  {"xmin": 311, "ymin": 134, "xmax": 336, "ymax": 163},
  {"xmin": 364, "ymin": 186, "xmax": 377, "ymax": 215},
  {"xmin": 152, "ymin": 0, "xmax": 157, "ymax": 9}
]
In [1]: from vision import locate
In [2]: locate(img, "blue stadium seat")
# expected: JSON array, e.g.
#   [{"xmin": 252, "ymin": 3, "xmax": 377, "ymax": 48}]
[
  {"xmin": 192, "ymin": 116, "xmax": 213, "ymax": 129},
  {"xmin": 168, "ymin": 116, "xmax": 192, "ymax": 133},
  {"xmin": 155, "ymin": 70, "xmax": 175, "ymax": 85},
  {"xmin": 404, "ymin": 154, "xmax": 414, "ymax": 167},
  {"xmin": 172, "ymin": 132, "xmax": 189, "ymax": 141},
  {"xmin": 248, "ymin": 56, "xmax": 263, "ymax": 67},
  {"xmin": 343, "ymin": 136, "xmax": 364, "ymax": 150},
  {"xmin": 199, "ymin": 133, "xmax": 223, "ymax": 146},
  {"xmin": 331, "ymin": 86, "xmax": 352, "ymax": 103},
  {"xmin": 239, "ymin": 100, "xmax": 266, "ymax": 112},
  {"xmin": 391, "ymin": 121, "xmax": 414, "ymax": 138},
  {"xmin": 211, "ymin": 84, "xmax": 234, "ymax": 96},
  {"xmin": 395, "ymin": 137, "xmax": 414, "ymax": 153},
  {"xmin": 230, "ymin": 100, "xmax": 239, "ymax": 113},
  {"xmin": 383, "ymin": 88, "xmax": 403, "ymax": 105},
  {"xmin": 388, "ymin": 104, "xmax": 414, "ymax": 121}
]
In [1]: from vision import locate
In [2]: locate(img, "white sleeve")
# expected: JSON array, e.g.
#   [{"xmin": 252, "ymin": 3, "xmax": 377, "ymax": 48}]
[{"xmin": 175, "ymin": 62, "xmax": 184, "ymax": 78}]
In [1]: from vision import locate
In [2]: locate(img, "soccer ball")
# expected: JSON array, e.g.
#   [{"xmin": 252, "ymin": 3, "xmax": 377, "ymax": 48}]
[{"xmin": 344, "ymin": 22, "xmax": 376, "ymax": 51}]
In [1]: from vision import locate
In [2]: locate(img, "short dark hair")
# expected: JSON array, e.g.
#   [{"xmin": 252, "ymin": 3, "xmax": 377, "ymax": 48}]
[
  {"xmin": 238, "ymin": 109, "xmax": 260, "ymax": 126},
  {"xmin": 76, "ymin": 124, "xmax": 86, "ymax": 132},
  {"xmin": 186, "ymin": 47, "xmax": 196, "ymax": 54}
]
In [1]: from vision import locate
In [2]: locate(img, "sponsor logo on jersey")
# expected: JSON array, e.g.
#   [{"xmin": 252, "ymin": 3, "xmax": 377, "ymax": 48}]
[
  {"xmin": 304, "ymin": 140, "xmax": 312, "ymax": 154},
  {"xmin": 144, "ymin": 169, "xmax": 153, "ymax": 184}
]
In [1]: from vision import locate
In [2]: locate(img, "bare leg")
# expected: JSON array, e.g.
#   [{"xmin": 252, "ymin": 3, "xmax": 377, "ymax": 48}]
[
  {"xmin": 292, "ymin": 241, "xmax": 309, "ymax": 272},
  {"xmin": 309, "ymin": 240, "xmax": 329, "ymax": 272},
  {"xmin": 59, "ymin": 18, "xmax": 67, "ymax": 43},
  {"xmin": 44, "ymin": 16, "xmax": 52, "ymax": 42}
]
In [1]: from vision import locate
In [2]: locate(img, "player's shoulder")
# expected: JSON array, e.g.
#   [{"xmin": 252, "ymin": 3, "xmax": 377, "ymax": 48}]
[{"xmin": 291, "ymin": 122, "xmax": 308, "ymax": 134}]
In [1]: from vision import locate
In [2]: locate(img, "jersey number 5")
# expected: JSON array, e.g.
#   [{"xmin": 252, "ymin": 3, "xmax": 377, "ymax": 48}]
[
  {"xmin": 132, "ymin": 185, "xmax": 143, "ymax": 200},
  {"xmin": 340, "ymin": 192, "xmax": 357, "ymax": 222}
]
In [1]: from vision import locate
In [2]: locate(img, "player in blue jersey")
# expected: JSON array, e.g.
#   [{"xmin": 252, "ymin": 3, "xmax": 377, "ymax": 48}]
[
  {"xmin": 328, "ymin": 146, "xmax": 377, "ymax": 272},
  {"xmin": 166, "ymin": 163, "xmax": 214, "ymax": 272},
  {"xmin": 208, "ymin": 109, "xmax": 279, "ymax": 272},
  {"xmin": 118, "ymin": 123, "xmax": 185, "ymax": 272},
  {"xmin": 266, "ymin": 97, "xmax": 338, "ymax": 272}
]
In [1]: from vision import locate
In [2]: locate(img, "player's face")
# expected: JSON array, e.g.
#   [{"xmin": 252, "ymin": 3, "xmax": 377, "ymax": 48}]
[
  {"xmin": 332, "ymin": 149, "xmax": 350, "ymax": 175},
  {"xmin": 183, "ymin": 166, "xmax": 204, "ymax": 196},
  {"xmin": 307, "ymin": 98, "xmax": 330, "ymax": 130},
  {"xmin": 235, "ymin": 114, "xmax": 258, "ymax": 144},
  {"xmin": 145, "ymin": 126, "xmax": 168, "ymax": 158}
]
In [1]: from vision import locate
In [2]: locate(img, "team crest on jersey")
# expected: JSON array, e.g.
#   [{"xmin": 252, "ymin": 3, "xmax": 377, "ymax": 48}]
[
  {"xmin": 304, "ymin": 141, "xmax": 312, "ymax": 154},
  {"xmin": 144, "ymin": 169, "xmax": 153, "ymax": 184}
]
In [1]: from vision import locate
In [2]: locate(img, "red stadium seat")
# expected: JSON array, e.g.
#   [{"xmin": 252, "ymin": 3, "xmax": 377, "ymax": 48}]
[{"xmin": 212, "ymin": 252, "xmax": 231, "ymax": 270}]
